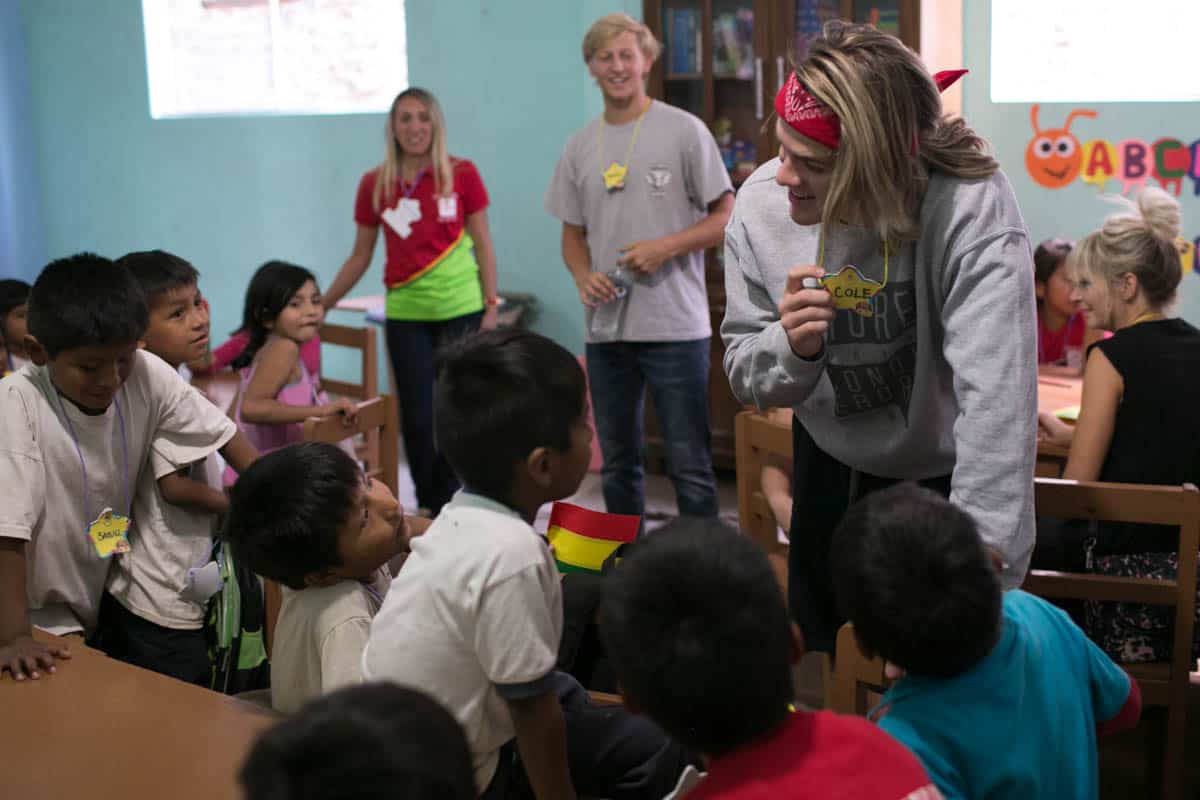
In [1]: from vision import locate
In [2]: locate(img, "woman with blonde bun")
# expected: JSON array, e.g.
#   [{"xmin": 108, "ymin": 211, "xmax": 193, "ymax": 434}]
[{"xmin": 1038, "ymin": 187, "xmax": 1200, "ymax": 662}]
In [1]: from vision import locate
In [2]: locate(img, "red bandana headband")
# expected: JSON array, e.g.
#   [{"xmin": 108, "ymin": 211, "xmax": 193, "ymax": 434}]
[{"xmin": 774, "ymin": 68, "xmax": 968, "ymax": 151}]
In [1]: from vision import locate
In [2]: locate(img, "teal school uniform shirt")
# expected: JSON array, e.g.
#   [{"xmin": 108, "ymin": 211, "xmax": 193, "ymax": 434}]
[{"xmin": 873, "ymin": 590, "xmax": 1134, "ymax": 800}]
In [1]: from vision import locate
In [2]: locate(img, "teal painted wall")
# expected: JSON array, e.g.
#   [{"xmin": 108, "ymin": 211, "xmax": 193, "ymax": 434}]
[
  {"xmin": 19, "ymin": 0, "xmax": 639, "ymax": 362},
  {"xmin": 962, "ymin": 0, "xmax": 1200, "ymax": 323}
]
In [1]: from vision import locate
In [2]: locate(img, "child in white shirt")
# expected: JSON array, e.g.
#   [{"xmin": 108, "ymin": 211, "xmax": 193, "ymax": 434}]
[
  {"xmin": 364, "ymin": 330, "xmax": 693, "ymax": 800},
  {"xmin": 222, "ymin": 441, "xmax": 425, "ymax": 713},
  {"xmin": 0, "ymin": 253, "xmax": 255, "ymax": 680},
  {"xmin": 94, "ymin": 250, "xmax": 243, "ymax": 684}
]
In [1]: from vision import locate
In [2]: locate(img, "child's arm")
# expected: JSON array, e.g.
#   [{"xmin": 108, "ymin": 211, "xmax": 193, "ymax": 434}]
[
  {"xmin": 0, "ymin": 539, "xmax": 71, "ymax": 680},
  {"xmin": 219, "ymin": 430, "xmax": 258, "ymax": 475},
  {"xmin": 239, "ymin": 337, "xmax": 357, "ymax": 425},
  {"xmin": 760, "ymin": 455, "xmax": 793, "ymax": 536},
  {"xmin": 158, "ymin": 470, "xmax": 228, "ymax": 515},
  {"xmin": 506, "ymin": 688, "xmax": 578, "ymax": 800}
]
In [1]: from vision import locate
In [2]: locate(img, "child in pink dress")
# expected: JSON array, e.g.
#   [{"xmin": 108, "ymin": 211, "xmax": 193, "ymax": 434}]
[{"xmin": 225, "ymin": 262, "xmax": 355, "ymax": 484}]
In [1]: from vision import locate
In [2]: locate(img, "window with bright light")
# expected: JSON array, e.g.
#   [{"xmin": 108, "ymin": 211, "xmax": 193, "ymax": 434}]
[
  {"xmin": 143, "ymin": 0, "xmax": 407, "ymax": 118},
  {"xmin": 991, "ymin": 0, "xmax": 1200, "ymax": 103}
]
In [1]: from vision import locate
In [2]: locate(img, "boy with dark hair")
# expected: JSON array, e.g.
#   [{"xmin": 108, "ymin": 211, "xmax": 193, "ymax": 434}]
[
  {"xmin": 0, "ymin": 253, "xmax": 255, "ymax": 680},
  {"xmin": 92, "ymin": 249, "xmax": 234, "ymax": 683},
  {"xmin": 0, "ymin": 278, "xmax": 31, "ymax": 375},
  {"xmin": 832, "ymin": 483, "xmax": 1142, "ymax": 800},
  {"xmin": 223, "ymin": 441, "xmax": 424, "ymax": 713},
  {"xmin": 364, "ymin": 329, "xmax": 691, "ymax": 800},
  {"xmin": 601, "ymin": 516, "xmax": 939, "ymax": 800},
  {"xmin": 240, "ymin": 682, "xmax": 476, "ymax": 800}
]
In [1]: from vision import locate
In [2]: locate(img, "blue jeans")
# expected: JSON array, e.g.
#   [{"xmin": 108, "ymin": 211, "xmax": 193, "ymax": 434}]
[{"xmin": 585, "ymin": 339, "xmax": 718, "ymax": 519}]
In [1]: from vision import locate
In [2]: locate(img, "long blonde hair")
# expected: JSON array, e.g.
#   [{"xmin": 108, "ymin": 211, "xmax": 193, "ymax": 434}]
[
  {"xmin": 1070, "ymin": 187, "xmax": 1183, "ymax": 307},
  {"xmin": 794, "ymin": 21, "xmax": 997, "ymax": 243},
  {"xmin": 373, "ymin": 87, "xmax": 454, "ymax": 212}
]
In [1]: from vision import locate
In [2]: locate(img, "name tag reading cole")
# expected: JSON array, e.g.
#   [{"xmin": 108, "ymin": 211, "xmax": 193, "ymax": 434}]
[
  {"xmin": 819, "ymin": 265, "xmax": 882, "ymax": 318},
  {"xmin": 88, "ymin": 507, "xmax": 131, "ymax": 559}
]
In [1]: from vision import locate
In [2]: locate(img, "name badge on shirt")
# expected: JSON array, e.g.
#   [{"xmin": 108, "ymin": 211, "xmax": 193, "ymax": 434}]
[
  {"xmin": 382, "ymin": 198, "xmax": 422, "ymax": 239},
  {"xmin": 821, "ymin": 265, "xmax": 882, "ymax": 318},
  {"xmin": 437, "ymin": 194, "xmax": 458, "ymax": 222},
  {"xmin": 88, "ymin": 508, "xmax": 131, "ymax": 559}
]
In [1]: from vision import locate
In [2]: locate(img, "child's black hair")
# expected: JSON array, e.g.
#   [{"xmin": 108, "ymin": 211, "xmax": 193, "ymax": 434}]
[
  {"xmin": 116, "ymin": 250, "xmax": 199, "ymax": 307},
  {"xmin": 239, "ymin": 682, "xmax": 476, "ymax": 800},
  {"xmin": 599, "ymin": 517, "xmax": 795, "ymax": 756},
  {"xmin": 433, "ymin": 329, "xmax": 586, "ymax": 500},
  {"xmin": 1033, "ymin": 238, "xmax": 1074, "ymax": 295},
  {"xmin": 26, "ymin": 253, "xmax": 147, "ymax": 357},
  {"xmin": 222, "ymin": 442, "xmax": 360, "ymax": 590},
  {"xmin": 0, "ymin": 279, "xmax": 30, "ymax": 318},
  {"xmin": 231, "ymin": 260, "xmax": 318, "ymax": 370},
  {"xmin": 831, "ymin": 483, "xmax": 1003, "ymax": 678}
]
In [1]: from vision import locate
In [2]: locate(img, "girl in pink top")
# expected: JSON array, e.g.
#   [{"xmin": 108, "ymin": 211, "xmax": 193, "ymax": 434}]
[
  {"xmin": 1035, "ymin": 238, "xmax": 1105, "ymax": 374},
  {"xmin": 226, "ymin": 262, "xmax": 355, "ymax": 482}
]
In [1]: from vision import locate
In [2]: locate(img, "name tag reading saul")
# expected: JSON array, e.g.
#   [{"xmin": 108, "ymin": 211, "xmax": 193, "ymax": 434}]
[{"xmin": 89, "ymin": 507, "xmax": 131, "ymax": 558}]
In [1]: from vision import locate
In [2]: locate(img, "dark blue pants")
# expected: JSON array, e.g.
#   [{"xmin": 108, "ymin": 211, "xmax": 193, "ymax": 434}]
[
  {"xmin": 481, "ymin": 671, "xmax": 696, "ymax": 800},
  {"xmin": 584, "ymin": 339, "xmax": 718, "ymax": 520},
  {"xmin": 385, "ymin": 312, "xmax": 482, "ymax": 514},
  {"xmin": 92, "ymin": 591, "xmax": 210, "ymax": 686}
]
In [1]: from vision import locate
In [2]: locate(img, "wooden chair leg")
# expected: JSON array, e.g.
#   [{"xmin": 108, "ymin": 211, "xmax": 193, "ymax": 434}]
[{"xmin": 1161, "ymin": 700, "xmax": 1185, "ymax": 800}]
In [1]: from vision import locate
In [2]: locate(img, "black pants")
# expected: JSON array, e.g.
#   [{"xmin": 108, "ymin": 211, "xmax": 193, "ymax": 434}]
[
  {"xmin": 481, "ymin": 672, "xmax": 696, "ymax": 800},
  {"xmin": 91, "ymin": 591, "xmax": 210, "ymax": 686},
  {"xmin": 384, "ymin": 311, "xmax": 482, "ymax": 514},
  {"xmin": 788, "ymin": 418, "xmax": 952, "ymax": 654}
]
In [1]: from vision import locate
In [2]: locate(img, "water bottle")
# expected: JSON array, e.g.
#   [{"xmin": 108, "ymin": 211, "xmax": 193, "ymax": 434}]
[{"xmin": 589, "ymin": 268, "xmax": 634, "ymax": 339}]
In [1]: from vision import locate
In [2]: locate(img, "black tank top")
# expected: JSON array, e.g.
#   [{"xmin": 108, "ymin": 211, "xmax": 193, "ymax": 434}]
[{"xmin": 1093, "ymin": 318, "xmax": 1200, "ymax": 554}]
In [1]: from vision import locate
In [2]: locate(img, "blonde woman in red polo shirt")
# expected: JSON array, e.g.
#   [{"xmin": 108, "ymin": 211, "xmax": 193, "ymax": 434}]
[{"xmin": 324, "ymin": 87, "xmax": 499, "ymax": 515}]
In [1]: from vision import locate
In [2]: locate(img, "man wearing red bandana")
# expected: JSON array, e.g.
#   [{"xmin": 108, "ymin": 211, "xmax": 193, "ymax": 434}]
[{"xmin": 721, "ymin": 23, "xmax": 1037, "ymax": 655}]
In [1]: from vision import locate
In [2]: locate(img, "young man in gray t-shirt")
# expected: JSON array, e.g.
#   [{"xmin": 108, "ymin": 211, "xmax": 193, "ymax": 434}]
[{"xmin": 544, "ymin": 13, "xmax": 733, "ymax": 520}]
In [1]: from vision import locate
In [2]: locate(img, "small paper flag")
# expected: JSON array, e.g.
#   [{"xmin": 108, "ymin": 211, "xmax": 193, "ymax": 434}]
[{"xmin": 546, "ymin": 502, "xmax": 639, "ymax": 574}]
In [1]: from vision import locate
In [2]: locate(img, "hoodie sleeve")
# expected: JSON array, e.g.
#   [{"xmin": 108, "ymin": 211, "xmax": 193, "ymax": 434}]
[{"xmin": 721, "ymin": 202, "xmax": 828, "ymax": 410}]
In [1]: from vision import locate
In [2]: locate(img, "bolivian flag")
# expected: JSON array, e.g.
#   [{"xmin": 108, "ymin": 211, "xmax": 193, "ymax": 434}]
[{"xmin": 546, "ymin": 502, "xmax": 639, "ymax": 574}]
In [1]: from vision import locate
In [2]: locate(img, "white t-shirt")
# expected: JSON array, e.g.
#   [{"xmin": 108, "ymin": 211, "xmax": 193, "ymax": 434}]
[
  {"xmin": 270, "ymin": 567, "xmax": 390, "ymax": 714},
  {"xmin": 0, "ymin": 352, "xmax": 236, "ymax": 635},
  {"xmin": 362, "ymin": 492, "xmax": 563, "ymax": 792},
  {"xmin": 106, "ymin": 449, "xmax": 232, "ymax": 629}
]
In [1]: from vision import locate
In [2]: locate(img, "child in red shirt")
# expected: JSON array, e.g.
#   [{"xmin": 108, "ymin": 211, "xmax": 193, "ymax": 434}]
[{"xmin": 600, "ymin": 518, "xmax": 941, "ymax": 800}]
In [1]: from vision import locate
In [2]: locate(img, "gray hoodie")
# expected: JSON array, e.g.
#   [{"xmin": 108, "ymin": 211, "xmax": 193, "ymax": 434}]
[{"xmin": 722, "ymin": 160, "xmax": 1037, "ymax": 585}]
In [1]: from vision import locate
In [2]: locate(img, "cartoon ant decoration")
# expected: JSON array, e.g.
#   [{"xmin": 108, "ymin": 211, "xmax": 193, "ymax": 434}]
[{"xmin": 1025, "ymin": 105, "xmax": 1097, "ymax": 189}]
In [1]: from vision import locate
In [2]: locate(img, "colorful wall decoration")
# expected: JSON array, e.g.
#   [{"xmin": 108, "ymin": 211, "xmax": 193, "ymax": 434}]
[{"xmin": 1025, "ymin": 104, "xmax": 1200, "ymax": 272}]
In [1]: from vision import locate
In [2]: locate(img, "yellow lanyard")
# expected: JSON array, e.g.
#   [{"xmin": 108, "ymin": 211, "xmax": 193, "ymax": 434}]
[
  {"xmin": 598, "ymin": 99, "xmax": 651, "ymax": 190},
  {"xmin": 1128, "ymin": 311, "xmax": 1164, "ymax": 327}
]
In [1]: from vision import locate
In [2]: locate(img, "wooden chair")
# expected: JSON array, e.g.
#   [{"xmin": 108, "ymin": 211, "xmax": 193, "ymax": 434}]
[
  {"xmin": 734, "ymin": 409, "xmax": 792, "ymax": 555},
  {"xmin": 262, "ymin": 395, "xmax": 401, "ymax": 657},
  {"xmin": 1027, "ymin": 477, "xmax": 1200, "ymax": 800},
  {"xmin": 303, "ymin": 393, "xmax": 399, "ymax": 503},
  {"xmin": 318, "ymin": 323, "xmax": 378, "ymax": 401},
  {"xmin": 828, "ymin": 622, "xmax": 890, "ymax": 715}
]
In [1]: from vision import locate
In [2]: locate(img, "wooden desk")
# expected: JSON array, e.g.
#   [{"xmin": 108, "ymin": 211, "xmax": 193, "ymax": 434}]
[
  {"xmin": 3, "ymin": 631, "xmax": 276, "ymax": 800},
  {"xmin": 736, "ymin": 376, "xmax": 1085, "ymax": 541}
]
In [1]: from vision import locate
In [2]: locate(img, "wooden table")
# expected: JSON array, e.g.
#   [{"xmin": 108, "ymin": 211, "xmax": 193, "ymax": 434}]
[
  {"xmin": 735, "ymin": 374, "xmax": 1084, "ymax": 547},
  {"xmin": 2, "ymin": 631, "xmax": 277, "ymax": 800}
]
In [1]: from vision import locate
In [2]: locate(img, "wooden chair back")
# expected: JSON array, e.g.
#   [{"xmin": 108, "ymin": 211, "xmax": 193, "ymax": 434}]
[
  {"xmin": 318, "ymin": 323, "xmax": 378, "ymax": 401},
  {"xmin": 734, "ymin": 410, "xmax": 792, "ymax": 554},
  {"xmin": 303, "ymin": 394, "xmax": 399, "ymax": 498},
  {"xmin": 828, "ymin": 622, "xmax": 891, "ymax": 715},
  {"xmin": 1027, "ymin": 477, "xmax": 1200, "ymax": 800}
]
